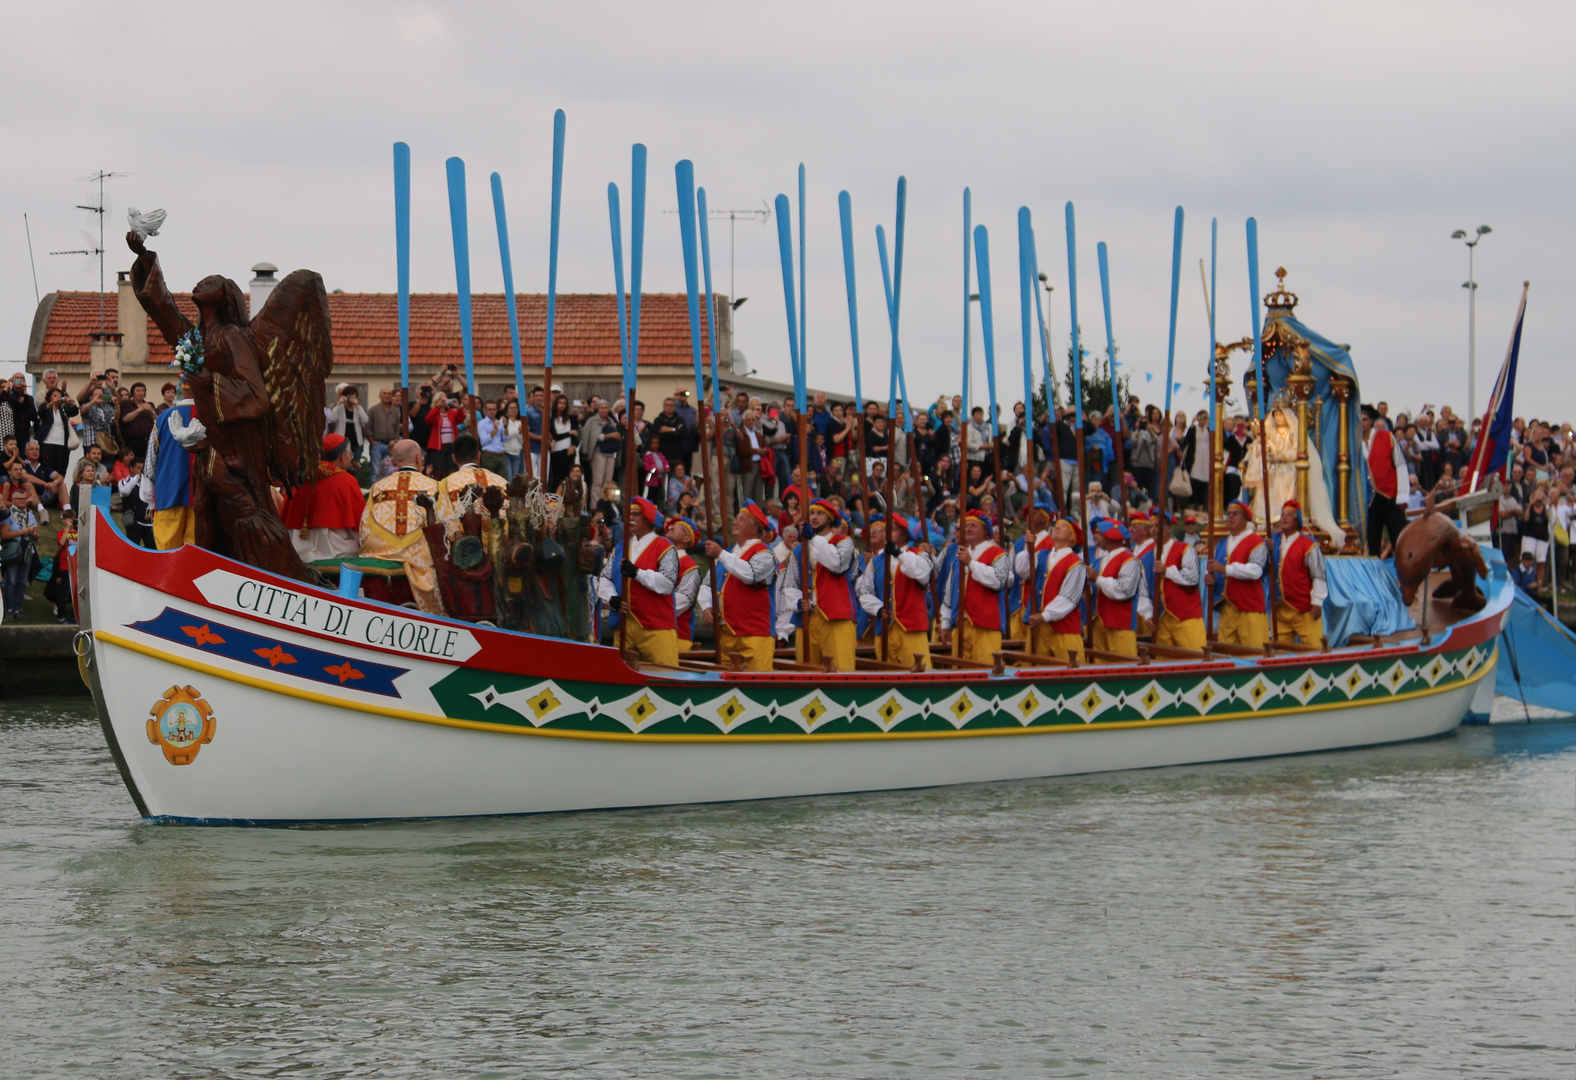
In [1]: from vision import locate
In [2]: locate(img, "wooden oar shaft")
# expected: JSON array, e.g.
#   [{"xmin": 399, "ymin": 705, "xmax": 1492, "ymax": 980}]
[{"xmin": 618, "ymin": 387, "xmax": 637, "ymax": 658}]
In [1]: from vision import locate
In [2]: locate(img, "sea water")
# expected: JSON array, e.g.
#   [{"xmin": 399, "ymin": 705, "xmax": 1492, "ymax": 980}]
[{"xmin": 1, "ymin": 698, "xmax": 1571, "ymax": 1079}]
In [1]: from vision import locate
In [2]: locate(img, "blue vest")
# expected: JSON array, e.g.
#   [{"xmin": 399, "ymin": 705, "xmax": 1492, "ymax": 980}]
[{"xmin": 152, "ymin": 404, "xmax": 193, "ymax": 512}]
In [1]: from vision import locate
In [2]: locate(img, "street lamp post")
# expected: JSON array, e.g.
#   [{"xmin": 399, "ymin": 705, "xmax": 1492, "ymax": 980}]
[{"xmin": 1451, "ymin": 224, "xmax": 1491, "ymax": 420}]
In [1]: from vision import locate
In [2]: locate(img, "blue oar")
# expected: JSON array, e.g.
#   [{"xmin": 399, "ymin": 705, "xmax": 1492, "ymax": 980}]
[
  {"xmin": 629, "ymin": 145, "xmax": 647, "ymax": 387},
  {"xmin": 775, "ymin": 190, "xmax": 812, "ymax": 662},
  {"xmin": 1097, "ymin": 240, "xmax": 1127, "ymax": 520},
  {"xmin": 972, "ymin": 224, "xmax": 1005, "ymax": 543},
  {"xmin": 677, "ymin": 160, "xmax": 725, "ymax": 656},
  {"xmin": 393, "ymin": 142, "xmax": 411, "ymax": 429},
  {"xmin": 540, "ymin": 108, "xmax": 566, "ymax": 482},
  {"xmin": 960, "ymin": 188, "xmax": 972, "ymax": 481},
  {"xmin": 1247, "ymin": 216, "xmax": 1280, "ymax": 640},
  {"xmin": 607, "ymin": 184, "xmax": 630, "ymax": 392},
  {"xmin": 489, "ymin": 172, "xmax": 524, "ymax": 409},
  {"xmin": 1017, "ymin": 208, "xmax": 1035, "ymax": 506},
  {"xmin": 1065, "ymin": 202, "xmax": 1090, "ymax": 562},
  {"xmin": 1157, "ymin": 206, "xmax": 1184, "ymax": 530},
  {"xmin": 697, "ymin": 188, "xmax": 722, "ymax": 414},
  {"xmin": 445, "ymin": 157, "xmax": 476, "ymax": 430},
  {"xmin": 837, "ymin": 191, "xmax": 863, "ymax": 417},
  {"xmin": 676, "ymin": 161, "xmax": 705, "ymax": 429}
]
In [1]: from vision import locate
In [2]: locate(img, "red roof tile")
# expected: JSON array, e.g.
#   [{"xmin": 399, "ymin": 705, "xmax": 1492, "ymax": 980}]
[{"xmin": 33, "ymin": 290, "xmax": 719, "ymax": 371}]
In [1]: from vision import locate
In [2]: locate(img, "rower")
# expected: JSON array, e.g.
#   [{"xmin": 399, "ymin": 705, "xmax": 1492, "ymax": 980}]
[
  {"xmin": 1155, "ymin": 511, "xmax": 1207, "ymax": 651},
  {"xmin": 1025, "ymin": 517, "xmax": 1085, "ymax": 663},
  {"xmin": 701, "ymin": 500, "xmax": 779, "ymax": 671},
  {"xmin": 857, "ymin": 517, "xmax": 887, "ymax": 647},
  {"xmin": 1272, "ymin": 499, "xmax": 1326, "ymax": 648},
  {"xmin": 665, "ymin": 516, "xmax": 703, "ymax": 654},
  {"xmin": 1206, "ymin": 500, "xmax": 1269, "ymax": 648},
  {"xmin": 600, "ymin": 496, "xmax": 680, "ymax": 667},
  {"xmin": 939, "ymin": 510, "xmax": 1009, "ymax": 664},
  {"xmin": 1129, "ymin": 510, "xmax": 1157, "ymax": 637},
  {"xmin": 1091, "ymin": 518, "xmax": 1150, "ymax": 660},
  {"xmin": 1010, "ymin": 507, "xmax": 1053, "ymax": 643},
  {"xmin": 1013, "ymin": 507, "xmax": 1056, "ymax": 649},
  {"xmin": 781, "ymin": 498, "xmax": 858, "ymax": 671},
  {"xmin": 858, "ymin": 512, "xmax": 935, "ymax": 670}
]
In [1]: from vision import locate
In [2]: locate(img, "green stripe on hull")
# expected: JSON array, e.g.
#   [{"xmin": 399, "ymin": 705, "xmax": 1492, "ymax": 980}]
[{"xmin": 427, "ymin": 645, "xmax": 1492, "ymax": 738}]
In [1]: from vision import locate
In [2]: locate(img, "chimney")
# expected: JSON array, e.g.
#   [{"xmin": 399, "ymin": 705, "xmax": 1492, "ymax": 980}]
[
  {"xmin": 116, "ymin": 269, "xmax": 147, "ymax": 364},
  {"xmin": 249, "ymin": 262, "xmax": 279, "ymax": 316}
]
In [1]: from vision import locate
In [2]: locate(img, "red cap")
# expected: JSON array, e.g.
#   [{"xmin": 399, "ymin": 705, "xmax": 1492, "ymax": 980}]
[{"xmin": 322, "ymin": 433, "xmax": 348, "ymax": 455}]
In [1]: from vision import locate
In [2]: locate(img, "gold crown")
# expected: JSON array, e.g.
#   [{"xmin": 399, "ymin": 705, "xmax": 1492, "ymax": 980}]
[{"xmin": 1264, "ymin": 267, "xmax": 1299, "ymax": 311}]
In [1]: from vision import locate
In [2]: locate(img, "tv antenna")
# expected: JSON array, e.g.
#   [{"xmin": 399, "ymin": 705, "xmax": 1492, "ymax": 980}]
[
  {"xmin": 663, "ymin": 200, "xmax": 771, "ymax": 318},
  {"xmin": 49, "ymin": 169, "xmax": 128, "ymax": 333}
]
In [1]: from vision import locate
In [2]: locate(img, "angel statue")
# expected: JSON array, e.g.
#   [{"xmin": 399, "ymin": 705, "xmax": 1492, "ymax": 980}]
[{"xmin": 126, "ymin": 231, "xmax": 333, "ymax": 580}]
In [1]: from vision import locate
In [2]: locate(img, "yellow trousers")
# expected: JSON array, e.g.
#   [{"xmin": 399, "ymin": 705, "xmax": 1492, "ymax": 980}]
[
  {"xmin": 1092, "ymin": 618, "xmax": 1139, "ymax": 659},
  {"xmin": 676, "ymin": 639, "xmax": 693, "ymax": 653},
  {"xmin": 1008, "ymin": 610, "xmax": 1028, "ymax": 643},
  {"xmin": 153, "ymin": 507, "xmax": 195, "ymax": 551},
  {"xmin": 1275, "ymin": 601, "xmax": 1324, "ymax": 647},
  {"xmin": 1031, "ymin": 626, "xmax": 1085, "ymax": 665},
  {"xmin": 623, "ymin": 614, "xmax": 680, "ymax": 667},
  {"xmin": 876, "ymin": 626, "xmax": 932, "ymax": 670},
  {"xmin": 718, "ymin": 624, "xmax": 776, "ymax": 672},
  {"xmin": 1155, "ymin": 611, "xmax": 1207, "ymax": 651},
  {"xmin": 804, "ymin": 609, "xmax": 856, "ymax": 672},
  {"xmin": 1218, "ymin": 602, "xmax": 1268, "ymax": 648},
  {"xmin": 955, "ymin": 618, "xmax": 1002, "ymax": 665}
]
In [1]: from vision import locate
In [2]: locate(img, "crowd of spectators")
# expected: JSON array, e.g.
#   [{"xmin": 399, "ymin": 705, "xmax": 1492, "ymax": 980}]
[{"xmin": 4, "ymin": 358, "xmax": 1574, "ymax": 620}]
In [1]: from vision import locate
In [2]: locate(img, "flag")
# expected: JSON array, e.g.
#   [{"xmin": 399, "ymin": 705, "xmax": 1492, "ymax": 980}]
[{"xmin": 1465, "ymin": 282, "xmax": 1529, "ymax": 493}]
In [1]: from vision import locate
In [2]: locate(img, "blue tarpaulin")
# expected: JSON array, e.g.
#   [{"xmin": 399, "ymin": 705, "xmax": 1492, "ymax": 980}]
[
  {"xmin": 1497, "ymin": 587, "xmax": 1576, "ymax": 716},
  {"xmin": 1323, "ymin": 557, "xmax": 1416, "ymax": 646}
]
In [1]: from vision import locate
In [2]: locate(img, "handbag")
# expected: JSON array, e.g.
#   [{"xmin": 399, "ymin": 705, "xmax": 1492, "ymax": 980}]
[
  {"xmin": 65, "ymin": 417, "xmax": 82, "ymax": 451},
  {"xmin": 0, "ymin": 536, "xmax": 24, "ymax": 566},
  {"xmin": 95, "ymin": 430, "xmax": 119, "ymax": 456},
  {"xmin": 1168, "ymin": 468, "xmax": 1193, "ymax": 498}
]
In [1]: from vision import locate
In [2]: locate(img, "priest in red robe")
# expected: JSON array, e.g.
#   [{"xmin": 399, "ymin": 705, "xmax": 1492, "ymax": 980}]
[{"xmin": 280, "ymin": 434, "xmax": 367, "ymax": 566}]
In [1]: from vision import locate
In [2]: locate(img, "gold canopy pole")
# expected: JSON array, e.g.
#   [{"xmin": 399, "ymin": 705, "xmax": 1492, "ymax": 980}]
[{"xmin": 1330, "ymin": 376, "xmax": 1355, "ymax": 541}]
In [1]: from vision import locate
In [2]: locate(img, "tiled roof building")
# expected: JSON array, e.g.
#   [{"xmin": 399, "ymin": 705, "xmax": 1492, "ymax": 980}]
[{"xmin": 26, "ymin": 271, "xmax": 731, "ymax": 406}]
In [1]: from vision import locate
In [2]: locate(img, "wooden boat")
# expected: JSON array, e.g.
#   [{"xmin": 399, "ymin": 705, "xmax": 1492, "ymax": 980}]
[{"xmin": 76, "ymin": 506, "xmax": 1508, "ymax": 824}]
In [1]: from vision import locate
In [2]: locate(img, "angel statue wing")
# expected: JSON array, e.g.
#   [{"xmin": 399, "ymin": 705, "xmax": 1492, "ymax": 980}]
[{"xmin": 246, "ymin": 269, "xmax": 333, "ymax": 494}]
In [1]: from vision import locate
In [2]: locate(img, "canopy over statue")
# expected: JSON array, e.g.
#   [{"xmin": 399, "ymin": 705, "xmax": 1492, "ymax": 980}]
[
  {"xmin": 126, "ymin": 230, "xmax": 333, "ymax": 580},
  {"xmin": 1257, "ymin": 269, "xmax": 1368, "ymax": 545}
]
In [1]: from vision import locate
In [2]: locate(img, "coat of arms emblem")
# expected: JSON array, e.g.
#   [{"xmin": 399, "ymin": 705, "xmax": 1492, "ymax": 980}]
[{"xmin": 146, "ymin": 685, "xmax": 217, "ymax": 766}]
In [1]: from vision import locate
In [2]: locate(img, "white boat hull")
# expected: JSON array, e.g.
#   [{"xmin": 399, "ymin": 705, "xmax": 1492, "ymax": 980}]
[{"xmin": 78, "ymin": 508, "xmax": 1509, "ymax": 823}]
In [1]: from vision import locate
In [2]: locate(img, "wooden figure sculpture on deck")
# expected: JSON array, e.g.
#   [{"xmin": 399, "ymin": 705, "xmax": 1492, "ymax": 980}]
[
  {"xmin": 126, "ymin": 232, "xmax": 332, "ymax": 581},
  {"xmin": 416, "ymin": 489, "xmax": 500, "ymax": 624},
  {"xmin": 1393, "ymin": 494, "xmax": 1490, "ymax": 613}
]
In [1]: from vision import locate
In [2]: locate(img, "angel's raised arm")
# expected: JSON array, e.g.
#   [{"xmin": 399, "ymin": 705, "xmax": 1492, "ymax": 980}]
[{"xmin": 126, "ymin": 233, "xmax": 193, "ymax": 349}]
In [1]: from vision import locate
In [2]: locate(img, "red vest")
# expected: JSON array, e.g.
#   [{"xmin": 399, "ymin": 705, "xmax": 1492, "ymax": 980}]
[
  {"xmin": 1369, "ymin": 429, "xmax": 1398, "ymax": 499},
  {"xmin": 675, "ymin": 553, "xmax": 698, "ymax": 641},
  {"xmin": 1224, "ymin": 532, "xmax": 1267, "ymax": 614},
  {"xmin": 1160, "ymin": 540, "xmax": 1203, "ymax": 621},
  {"xmin": 1041, "ymin": 549, "xmax": 1083, "ymax": 635},
  {"xmin": 628, "ymin": 534, "xmax": 677, "ymax": 631},
  {"xmin": 719, "ymin": 539, "xmax": 773, "ymax": 638},
  {"xmin": 1278, "ymin": 533, "xmax": 1317, "ymax": 613},
  {"xmin": 1095, "ymin": 549, "xmax": 1137, "ymax": 631},
  {"xmin": 962, "ymin": 544, "xmax": 1006, "ymax": 631},
  {"xmin": 811, "ymin": 533, "xmax": 854, "ymax": 621},
  {"xmin": 890, "ymin": 550, "xmax": 930, "ymax": 633}
]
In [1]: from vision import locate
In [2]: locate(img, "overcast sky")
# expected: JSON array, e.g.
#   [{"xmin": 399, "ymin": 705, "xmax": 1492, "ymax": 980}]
[{"xmin": 4, "ymin": 1, "xmax": 1571, "ymax": 420}]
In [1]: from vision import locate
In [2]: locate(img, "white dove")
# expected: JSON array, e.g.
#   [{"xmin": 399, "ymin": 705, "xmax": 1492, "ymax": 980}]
[{"xmin": 127, "ymin": 207, "xmax": 166, "ymax": 240}]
